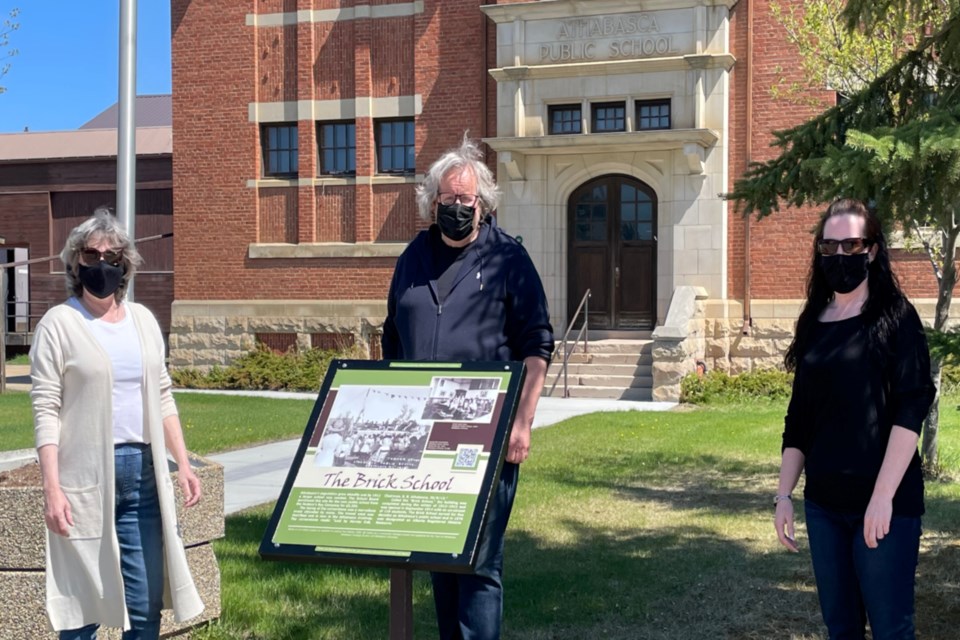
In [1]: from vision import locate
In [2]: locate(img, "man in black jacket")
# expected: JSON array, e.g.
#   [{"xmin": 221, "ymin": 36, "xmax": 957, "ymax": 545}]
[{"xmin": 382, "ymin": 135, "xmax": 555, "ymax": 640}]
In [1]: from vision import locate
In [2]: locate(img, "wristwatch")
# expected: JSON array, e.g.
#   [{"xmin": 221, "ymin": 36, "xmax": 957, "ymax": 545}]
[{"xmin": 774, "ymin": 494, "xmax": 793, "ymax": 505}]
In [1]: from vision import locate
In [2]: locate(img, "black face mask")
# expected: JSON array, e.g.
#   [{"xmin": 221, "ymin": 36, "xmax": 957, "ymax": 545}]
[
  {"xmin": 820, "ymin": 253, "xmax": 870, "ymax": 294},
  {"xmin": 437, "ymin": 202, "xmax": 477, "ymax": 242},
  {"xmin": 78, "ymin": 261, "xmax": 125, "ymax": 299}
]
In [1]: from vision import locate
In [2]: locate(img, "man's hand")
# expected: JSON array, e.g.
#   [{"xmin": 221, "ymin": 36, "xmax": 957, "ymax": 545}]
[
  {"xmin": 505, "ymin": 356, "xmax": 547, "ymax": 464},
  {"xmin": 506, "ymin": 420, "xmax": 531, "ymax": 464}
]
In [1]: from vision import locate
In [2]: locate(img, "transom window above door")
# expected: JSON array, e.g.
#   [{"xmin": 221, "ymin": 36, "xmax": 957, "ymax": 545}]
[
  {"xmin": 636, "ymin": 99, "xmax": 671, "ymax": 130},
  {"xmin": 592, "ymin": 102, "xmax": 626, "ymax": 132},
  {"xmin": 544, "ymin": 99, "xmax": 674, "ymax": 135},
  {"xmin": 548, "ymin": 104, "xmax": 582, "ymax": 134}
]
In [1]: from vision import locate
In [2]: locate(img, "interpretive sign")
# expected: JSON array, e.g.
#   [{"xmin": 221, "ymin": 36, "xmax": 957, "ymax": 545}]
[{"xmin": 260, "ymin": 359, "xmax": 526, "ymax": 572}]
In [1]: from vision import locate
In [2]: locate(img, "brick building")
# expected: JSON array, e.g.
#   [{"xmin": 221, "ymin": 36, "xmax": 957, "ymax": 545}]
[
  {"xmin": 169, "ymin": 0, "xmax": 945, "ymax": 388},
  {"xmin": 0, "ymin": 95, "xmax": 175, "ymax": 343}
]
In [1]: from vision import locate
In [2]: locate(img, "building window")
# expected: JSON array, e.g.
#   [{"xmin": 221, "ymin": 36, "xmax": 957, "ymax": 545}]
[
  {"xmin": 636, "ymin": 99, "xmax": 671, "ymax": 130},
  {"xmin": 376, "ymin": 119, "xmax": 415, "ymax": 174},
  {"xmin": 319, "ymin": 121, "xmax": 357, "ymax": 175},
  {"xmin": 261, "ymin": 123, "xmax": 298, "ymax": 177},
  {"xmin": 548, "ymin": 105, "xmax": 582, "ymax": 134},
  {"xmin": 592, "ymin": 102, "xmax": 626, "ymax": 133}
]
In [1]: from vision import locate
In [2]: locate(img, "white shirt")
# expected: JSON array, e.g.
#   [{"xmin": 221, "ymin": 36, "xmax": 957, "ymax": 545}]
[{"xmin": 68, "ymin": 297, "xmax": 146, "ymax": 443}]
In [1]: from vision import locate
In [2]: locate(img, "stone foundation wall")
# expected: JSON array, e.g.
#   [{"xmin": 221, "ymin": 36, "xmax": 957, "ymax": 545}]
[
  {"xmin": 169, "ymin": 300, "xmax": 388, "ymax": 369},
  {"xmin": 703, "ymin": 299, "xmax": 939, "ymax": 375},
  {"xmin": 705, "ymin": 318, "xmax": 795, "ymax": 374},
  {"xmin": 651, "ymin": 287, "xmax": 708, "ymax": 402},
  {"xmin": 698, "ymin": 299, "xmax": 798, "ymax": 375}
]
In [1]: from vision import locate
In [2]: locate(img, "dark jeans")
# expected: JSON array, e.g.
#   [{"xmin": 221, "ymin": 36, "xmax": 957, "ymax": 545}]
[
  {"xmin": 60, "ymin": 443, "xmax": 165, "ymax": 640},
  {"xmin": 431, "ymin": 462, "xmax": 519, "ymax": 640},
  {"xmin": 805, "ymin": 499, "xmax": 921, "ymax": 640}
]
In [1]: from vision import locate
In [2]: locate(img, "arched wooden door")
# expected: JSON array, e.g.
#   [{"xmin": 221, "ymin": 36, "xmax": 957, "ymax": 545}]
[{"xmin": 567, "ymin": 176, "xmax": 657, "ymax": 329}]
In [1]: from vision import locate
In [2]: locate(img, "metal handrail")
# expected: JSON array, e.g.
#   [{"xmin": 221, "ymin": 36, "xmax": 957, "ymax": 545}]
[{"xmin": 547, "ymin": 289, "xmax": 591, "ymax": 398}]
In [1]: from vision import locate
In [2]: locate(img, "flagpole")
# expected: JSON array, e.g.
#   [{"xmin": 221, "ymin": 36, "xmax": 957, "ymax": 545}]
[{"xmin": 117, "ymin": 0, "xmax": 137, "ymax": 301}]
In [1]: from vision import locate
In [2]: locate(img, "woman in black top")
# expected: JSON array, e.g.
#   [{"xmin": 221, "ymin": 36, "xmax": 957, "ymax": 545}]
[{"xmin": 775, "ymin": 198, "xmax": 935, "ymax": 640}]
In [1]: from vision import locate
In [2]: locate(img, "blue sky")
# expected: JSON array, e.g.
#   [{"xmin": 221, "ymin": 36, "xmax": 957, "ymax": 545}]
[{"xmin": 0, "ymin": 1, "xmax": 171, "ymax": 133}]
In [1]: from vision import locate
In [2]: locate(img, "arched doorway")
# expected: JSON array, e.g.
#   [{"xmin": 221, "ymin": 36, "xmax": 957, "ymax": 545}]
[{"xmin": 567, "ymin": 175, "xmax": 657, "ymax": 329}]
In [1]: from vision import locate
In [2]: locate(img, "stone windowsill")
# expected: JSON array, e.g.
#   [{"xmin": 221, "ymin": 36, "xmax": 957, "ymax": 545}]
[
  {"xmin": 248, "ymin": 175, "xmax": 422, "ymax": 189},
  {"xmin": 487, "ymin": 54, "xmax": 736, "ymax": 82},
  {"xmin": 485, "ymin": 129, "xmax": 719, "ymax": 155},
  {"xmin": 248, "ymin": 242, "xmax": 407, "ymax": 259}
]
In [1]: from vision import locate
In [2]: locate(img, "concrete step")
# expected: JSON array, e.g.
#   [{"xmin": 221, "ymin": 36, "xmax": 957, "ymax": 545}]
[
  {"xmin": 586, "ymin": 330, "xmax": 655, "ymax": 340},
  {"xmin": 552, "ymin": 386, "xmax": 654, "ymax": 401},
  {"xmin": 548, "ymin": 363, "xmax": 652, "ymax": 377},
  {"xmin": 556, "ymin": 339, "xmax": 653, "ymax": 355},
  {"xmin": 569, "ymin": 374, "xmax": 653, "ymax": 388},
  {"xmin": 562, "ymin": 352, "xmax": 653, "ymax": 365},
  {"xmin": 547, "ymin": 370, "xmax": 652, "ymax": 389}
]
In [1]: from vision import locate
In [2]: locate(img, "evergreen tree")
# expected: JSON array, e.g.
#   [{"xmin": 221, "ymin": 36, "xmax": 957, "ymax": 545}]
[{"xmin": 728, "ymin": 7, "xmax": 960, "ymax": 472}]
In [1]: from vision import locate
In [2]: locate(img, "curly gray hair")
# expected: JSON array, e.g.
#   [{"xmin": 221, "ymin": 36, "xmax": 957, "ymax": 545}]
[
  {"xmin": 415, "ymin": 135, "xmax": 501, "ymax": 221},
  {"xmin": 60, "ymin": 207, "xmax": 143, "ymax": 302}
]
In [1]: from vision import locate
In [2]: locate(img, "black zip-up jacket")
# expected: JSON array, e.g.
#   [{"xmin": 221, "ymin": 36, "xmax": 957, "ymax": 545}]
[{"xmin": 382, "ymin": 215, "xmax": 555, "ymax": 364}]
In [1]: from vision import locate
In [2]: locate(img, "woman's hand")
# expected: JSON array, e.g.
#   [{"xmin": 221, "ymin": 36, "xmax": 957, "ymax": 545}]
[
  {"xmin": 775, "ymin": 499, "xmax": 799, "ymax": 552},
  {"xmin": 863, "ymin": 493, "xmax": 893, "ymax": 549},
  {"xmin": 43, "ymin": 487, "xmax": 74, "ymax": 537},
  {"xmin": 863, "ymin": 426, "xmax": 919, "ymax": 549},
  {"xmin": 178, "ymin": 467, "xmax": 202, "ymax": 508}
]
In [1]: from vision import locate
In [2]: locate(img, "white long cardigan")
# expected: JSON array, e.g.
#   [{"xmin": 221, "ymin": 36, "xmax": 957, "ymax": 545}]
[{"xmin": 30, "ymin": 300, "xmax": 204, "ymax": 631}]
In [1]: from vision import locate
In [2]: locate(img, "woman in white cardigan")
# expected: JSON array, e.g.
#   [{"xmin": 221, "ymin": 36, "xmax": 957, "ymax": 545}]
[{"xmin": 30, "ymin": 209, "xmax": 204, "ymax": 640}]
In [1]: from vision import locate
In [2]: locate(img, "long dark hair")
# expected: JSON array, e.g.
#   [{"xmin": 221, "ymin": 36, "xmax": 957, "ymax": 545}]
[{"xmin": 784, "ymin": 198, "xmax": 908, "ymax": 371}]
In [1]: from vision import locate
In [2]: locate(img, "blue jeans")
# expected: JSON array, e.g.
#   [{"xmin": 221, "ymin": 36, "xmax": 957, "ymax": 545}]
[
  {"xmin": 60, "ymin": 443, "xmax": 165, "ymax": 640},
  {"xmin": 805, "ymin": 499, "xmax": 921, "ymax": 640},
  {"xmin": 431, "ymin": 462, "xmax": 519, "ymax": 640}
]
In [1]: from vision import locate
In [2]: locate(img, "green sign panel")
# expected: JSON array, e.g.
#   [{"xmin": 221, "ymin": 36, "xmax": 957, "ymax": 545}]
[{"xmin": 260, "ymin": 359, "xmax": 525, "ymax": 572}]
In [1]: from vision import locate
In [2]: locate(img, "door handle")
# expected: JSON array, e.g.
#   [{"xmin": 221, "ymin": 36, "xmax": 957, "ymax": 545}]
[{"xmin": 615, "ymin": 266, "xmax": 620, "ymax": 288}]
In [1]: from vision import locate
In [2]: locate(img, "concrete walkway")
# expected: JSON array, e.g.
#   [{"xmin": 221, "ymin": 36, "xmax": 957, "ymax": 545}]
[
  {"xmin": 2, "ymin": 363, "xmax": 31, "ymax": 392},
  {"xmin": 202, "ymin": 393, "xmax": 675, "ymax": 514},
  {"xmin": 1, "ymin": 374, "xmax": 675, "ymax": 514}
]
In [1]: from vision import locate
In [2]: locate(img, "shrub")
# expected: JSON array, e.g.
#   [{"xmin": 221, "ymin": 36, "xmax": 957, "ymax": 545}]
[
  {"xmin": 680, "ymin": 369, "xmax": 793, "ymax": 404},
  {"xmin": 171, "ymin": 343, "xmax": 367, "ymax": 392},
  {"xmin": 941, "ymin": 364, "xmax": 960, "ymax": 393}
]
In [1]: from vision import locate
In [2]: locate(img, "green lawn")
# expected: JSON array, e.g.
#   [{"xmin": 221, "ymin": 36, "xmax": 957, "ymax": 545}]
[
  {"xmin": 190, "ymin": 402, "xmax": 960, "ymax": 640},
  {"xmin": 0, "ymin": 391, "xmax": 315, "ymax": 454},
  {"xmin": 4, "ymin": 393, "xmax": 959, "ymax": 638}
]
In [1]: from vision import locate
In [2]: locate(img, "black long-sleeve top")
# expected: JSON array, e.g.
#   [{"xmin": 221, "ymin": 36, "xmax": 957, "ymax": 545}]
[{"xmin": 782, "ymin": 304, "xmax": 935, "ymax": 516}]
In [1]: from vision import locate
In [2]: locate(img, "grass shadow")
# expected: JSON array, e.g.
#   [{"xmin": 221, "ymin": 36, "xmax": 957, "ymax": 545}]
[{"xmin": 195, "ymin": 506, "xmax": 439, "ymax": 639}]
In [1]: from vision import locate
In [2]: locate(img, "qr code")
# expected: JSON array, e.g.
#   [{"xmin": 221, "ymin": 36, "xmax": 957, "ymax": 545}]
[{"xmin": 453, "ymin": 445, "xmax": 481, "ymax": 470}]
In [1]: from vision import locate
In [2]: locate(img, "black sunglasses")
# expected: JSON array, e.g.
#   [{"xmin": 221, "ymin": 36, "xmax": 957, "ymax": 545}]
[
  {"xmin": 79, "ymin": 247, "xmax": 124, "ymax": 266},
  {"xmin": 817, "ymin": 237, "xmax": 871, "ymax": 256}
]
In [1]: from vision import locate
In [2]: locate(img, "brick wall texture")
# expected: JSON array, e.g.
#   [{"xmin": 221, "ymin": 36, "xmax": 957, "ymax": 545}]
[{"xmin": 171, "ymin": 0, "xmax": 953, "ymax": 311}]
